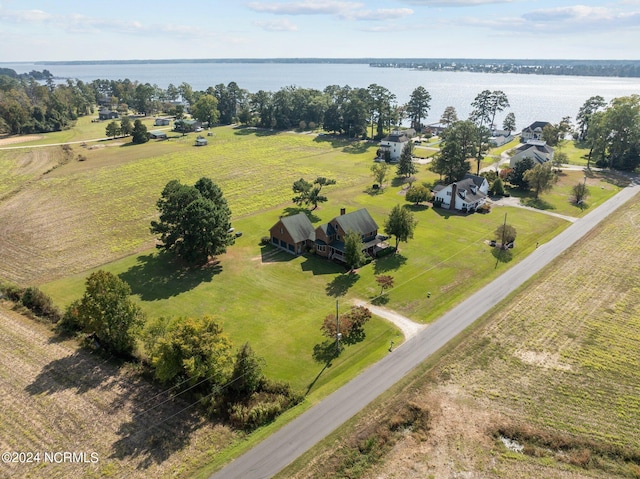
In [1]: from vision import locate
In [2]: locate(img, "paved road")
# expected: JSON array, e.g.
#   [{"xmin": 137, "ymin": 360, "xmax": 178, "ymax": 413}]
[{"xmin": 210, "ymin": 181, "xmax": 640, "ymax": 479}]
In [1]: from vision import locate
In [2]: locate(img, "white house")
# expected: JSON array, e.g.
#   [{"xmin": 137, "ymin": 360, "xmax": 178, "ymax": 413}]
[
  {"xmin": 378, "ymin": 131, "xmax": 410, "ymax": 162},
  {"xmin": 521, "ymin": 121, "xmax": 550, "ymax": 143},
  {"xmin": 433, "ymin": 174, "xmax": 489, "ymax": 212},
  {"xmin": 510, "ymin": 140, "xmax": 555, "ymax": 168}
]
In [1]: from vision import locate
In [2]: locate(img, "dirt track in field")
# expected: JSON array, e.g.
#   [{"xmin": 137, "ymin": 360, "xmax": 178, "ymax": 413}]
[{"xmin": 0, "ymin": 305, "xmax": 236, "ymax": 479}]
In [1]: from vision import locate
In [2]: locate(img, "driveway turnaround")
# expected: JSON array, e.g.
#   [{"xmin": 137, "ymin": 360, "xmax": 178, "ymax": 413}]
[{"xmin": 210, "ymin": 182, "xmax": 639, "ymax": 479}]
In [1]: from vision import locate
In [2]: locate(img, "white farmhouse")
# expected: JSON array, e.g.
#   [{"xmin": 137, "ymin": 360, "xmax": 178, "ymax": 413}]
[
  {"xmin": 378, "ymin": 131, "xmax": 410, "ymax": 162},
  {"xmin": 433, "ymin": 174, "xmax": 489, "ymax": 212}
]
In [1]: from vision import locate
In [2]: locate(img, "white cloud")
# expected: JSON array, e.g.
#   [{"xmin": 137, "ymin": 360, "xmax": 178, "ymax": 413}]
[
  {"xmin": 399, "ymin": 0, "xmax": 514, "ymax": 6},
  {"xmin": 453, "ymin": 5, "xmax": 640, "ymax": 34},
  {"xmin": 254, "ymin": 19, "xmax": 299, "ymax": 31},
  {"xmin": 246, "ymin": 1, "xmax": 412, "ymax": 21}
]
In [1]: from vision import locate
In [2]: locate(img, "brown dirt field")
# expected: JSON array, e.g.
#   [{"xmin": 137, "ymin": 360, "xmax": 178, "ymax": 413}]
[
  {"xmin": 283, "ymin": 191, "xmax": 640, "ymax": 479},
  {"xmin": 0, "ymin": 304, "xmax": 238, "ymax": 479},
  {"xmin": 0, "ymin": 134, "xmax": 44, "ymax": 146}
]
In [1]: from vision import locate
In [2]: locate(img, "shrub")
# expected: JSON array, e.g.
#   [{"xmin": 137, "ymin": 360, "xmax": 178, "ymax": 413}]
[
  {"xmin": 0, "ymin": 280, "xmax": 23, "ymax": 302},
  {"xmin": 57, "ymin": 299, "xmax": 83, "ymax": 333},
  {"xmin": 21, "ymin": 286, "xmax": 61, "ymax": 322},
  {"xmin": 260, "ymin": 236, "xmax": 271, "ymax": 246}
]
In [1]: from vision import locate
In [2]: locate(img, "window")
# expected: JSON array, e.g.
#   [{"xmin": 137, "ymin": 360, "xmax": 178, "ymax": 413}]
[
  {"xmin": 446, "ymin": 191, "xmax": 451, "ymax": 196},
  {"xmin": 317, "ymin": 245, "xmax": 326, "ymax": 252}
]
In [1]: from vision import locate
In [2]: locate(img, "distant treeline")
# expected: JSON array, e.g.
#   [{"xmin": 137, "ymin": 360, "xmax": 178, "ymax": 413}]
[
  {"xmin": 0, "ymin": 67, "xmax": 54, "ymax": 81},
  {"xmin": 29, "ymin": 57, "xmax": 640, "ymax": 78},
  {"xmin": 370, "ymin": 60, "xmax": 640, "ymax": 78}
]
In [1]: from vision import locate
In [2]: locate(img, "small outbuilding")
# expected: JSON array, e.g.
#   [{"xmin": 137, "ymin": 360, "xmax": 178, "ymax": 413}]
[
  {"xmin": 98, "ymin": 109, "xmax": 119, "ymax": 121},
  {"xmin": 149, "ymin": 130, "xmax": 167, "ymax": 140}
]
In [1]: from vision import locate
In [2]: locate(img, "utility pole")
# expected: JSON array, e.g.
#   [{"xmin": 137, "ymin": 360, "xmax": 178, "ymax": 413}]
[
  {"xmin": 335, "ymin": 300, "xmax": 341, "ymax": 355},
  {"xmin": 501, "ymin": 212, "xmax": 507, "ymax": 249}
]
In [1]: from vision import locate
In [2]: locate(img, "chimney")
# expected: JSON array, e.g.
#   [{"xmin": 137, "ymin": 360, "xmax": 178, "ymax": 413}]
[
  {"xmin": 450, "ymin": 183, "xmax": 457, "ymax": 210},
  {"xmin": 340, "ymin": 208, "xmax": 346, "ymax": 215}
]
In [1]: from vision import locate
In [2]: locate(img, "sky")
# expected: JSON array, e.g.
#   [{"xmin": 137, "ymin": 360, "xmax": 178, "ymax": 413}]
[{"xmin": 1, "ymin": 0, "xmax": 640, "ymax": 62}]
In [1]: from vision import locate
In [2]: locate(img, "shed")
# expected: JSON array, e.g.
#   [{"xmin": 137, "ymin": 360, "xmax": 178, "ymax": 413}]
[{"xmin": 150, "ymin": 130, "xmax": 167, "ymax": 140}]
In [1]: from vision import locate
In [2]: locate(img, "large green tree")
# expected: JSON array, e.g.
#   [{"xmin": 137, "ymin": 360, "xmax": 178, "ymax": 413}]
[
  {"xmin": 523, "ymin": 163, "xmax": 557, "ymax": 199},
  {"xmin": 146, "ymin": 315, "xmax": 234, "ymax": 392},
  {"xmin": 397, "ymin": 141, "xmax": 417, "ymax": 177},
  {"xmin": 105, "ymin": 120, "xmax": 120, "ymax": 139},
  {"xmin": 576, "ymin": 95, "xmax": 606, "ymax": 141},
  {"xmin": 131, "ymin": 119, "xmax": 149, "ymax": 144},
  {"xmin": 73, "ymin": 270, "xmax": 144, "ymax": 356},
  {"xmin": 384, "ymin": 204, "xmax": 417, "ymax": 251},
  {"xmin": 291, "ymin": 176, "xmax": 336, "ymax": 210},
  {"xmin": 367, "ymin": 84, "xmax": 396, "ymax": 138},
  {"xmin": 502, "ymin": 112, "xmax": 516, "ymax": 135},
  {"xmin": 508, "ymin": 157, "xmax": 535, "ymax": 189},
  {"xmin": 150, "ymin": 177, "xmax": 234, "ymax": 264},
  {"xmin": 192, "ymin": 94, "xmax": 219, "ymax": 126},
  {"xmin": 431, "ymin": 120, "xmax": 476, "ymax": 183},
  {"xmin": 406, "ymin": 86, "xmax": 431, "ymax": 131},
  {"xmin": 371, "ymin": 162, "xmax": 390, "ymax": 188},
  {"xmin": 405, "ymin": 185, "xmax": 430, "ymax": 205},
  {"xmin": 440, "ymin": 106, "xmax": 458, "ymax": 128},
  {"xmin": 343, "ymin": 231, "xmax": 366, "ymax": 271}
]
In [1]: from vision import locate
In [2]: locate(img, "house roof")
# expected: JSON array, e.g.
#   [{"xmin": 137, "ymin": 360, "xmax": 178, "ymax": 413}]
[
  {"xmin": 515, "ymin": 141, "xmax": 554, "ymax": 155},
  {"xmin": 334, "ymin": 208, "xmax": 378, "ymax": 235},
  {"xmin": 522, "ymin": 121, "xmax": 550, "ymax": 133},
  {"xmin": 279, "ymin": 213, "xmax": 315, "ymax": 243},
  {"xmin": 463, "ymin": 173, "xmax": 487, "ymax": 189},
  {"xmin": 454, "ymin": 178, "xmax": 487, "ymax": 202},
  {"xmin": 381, "ymin": 133, "xmax": 409, "ymax": 143}
]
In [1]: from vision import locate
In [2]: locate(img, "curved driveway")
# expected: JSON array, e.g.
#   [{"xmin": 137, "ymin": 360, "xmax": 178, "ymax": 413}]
[{"xmin": 211, "ymin": 180, "xmax": 639, "ymax": 479}]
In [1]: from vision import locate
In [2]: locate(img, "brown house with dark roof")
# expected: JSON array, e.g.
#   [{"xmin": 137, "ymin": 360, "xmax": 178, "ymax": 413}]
[
  {"xmin": 268, "ymin": 208, "xmax": 388, "ymax": 261},
  {"xmin": 269, "ymin": 213, "xmax": 315, "ymax": 255}
]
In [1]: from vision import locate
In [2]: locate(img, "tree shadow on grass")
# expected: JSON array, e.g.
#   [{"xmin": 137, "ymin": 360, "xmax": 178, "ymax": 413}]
[
  {"xmin": 371, "ymin": 294, "xmax": 390, "ymax": 306},
  {"xmin": 312, "ymin": 134, "xmax": 373, "ymax": 154},
  {"xmin": 312, "ymin": 340, "xmax": 337, "ymax": 364},
  {"xmin": 260, "ymin": 245, "xmax": 297, "ymax": 263},
  {"xmin": 391, "ymin": 176, "xmax": 406, "ymax": 188},
  {"xmin": 301, "ymin": 256, "xmax": 346, "ymax": 275},
  {"xmin": 119, "ymin": 252, "xmax": 221, "ymax": 301},
  {"xmin": 364, "ymin": 185, "xmax": 385, "ymax": 196},
  {"xmin": 523, "ymin": 197, "xmax": 555, "ymax": 210},
  {"xmin": 405, "ymin": 203, "xmax": 430, "ymax": 212},
  {"xmin": 325, "ymin": 272, "xmax": 359, "ymax": 297},
  {"xmin": 281, "ymin": 206, "xmax": 321, "ymax": 223},
  {"xmin": 373, "ymin": 253, "xmax": 407, "ymax": 275},
  {"xmin": 232, "ymin": 126, "xmax": 279, "ymax": 137}
]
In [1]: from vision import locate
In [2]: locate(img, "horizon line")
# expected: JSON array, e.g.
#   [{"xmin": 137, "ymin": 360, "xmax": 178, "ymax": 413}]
[{"xmin": 2, "ymin": 57, "xmax": 640, "ymax": 65}]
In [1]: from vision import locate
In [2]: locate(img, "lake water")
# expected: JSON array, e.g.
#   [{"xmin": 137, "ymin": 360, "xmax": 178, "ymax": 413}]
[{"xmin": 3, "ymin": 61, "xmax": 640, "ymax": 130}]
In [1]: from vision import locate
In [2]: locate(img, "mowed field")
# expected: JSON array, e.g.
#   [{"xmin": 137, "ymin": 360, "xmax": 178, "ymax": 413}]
[
  {"xmin": 0, "ymin": 304, "xmax": 239, "ymax": 479},
  {"xmin": 280, "ymin": 191, "xmax": 640, "ymax": 479},
  {"xmin": 0, "ymin": 126, "xmax": 369, "ymax": 285}
]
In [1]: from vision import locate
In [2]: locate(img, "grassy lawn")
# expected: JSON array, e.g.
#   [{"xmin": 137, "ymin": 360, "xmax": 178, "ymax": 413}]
[
  {"xmin": 0, "ymin": 115, "xmax": 163, "ymax": 146},
  {"xmin": 278, "ymin": 176, "xmax": 640, "ymax": 479},
  {"xmin": 5, "ymin": 117, "xmax": 636, "ymax": 478},
  {"xmin": 508, "ymin": 168, "xmax": 626, "ymax": 217}
]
